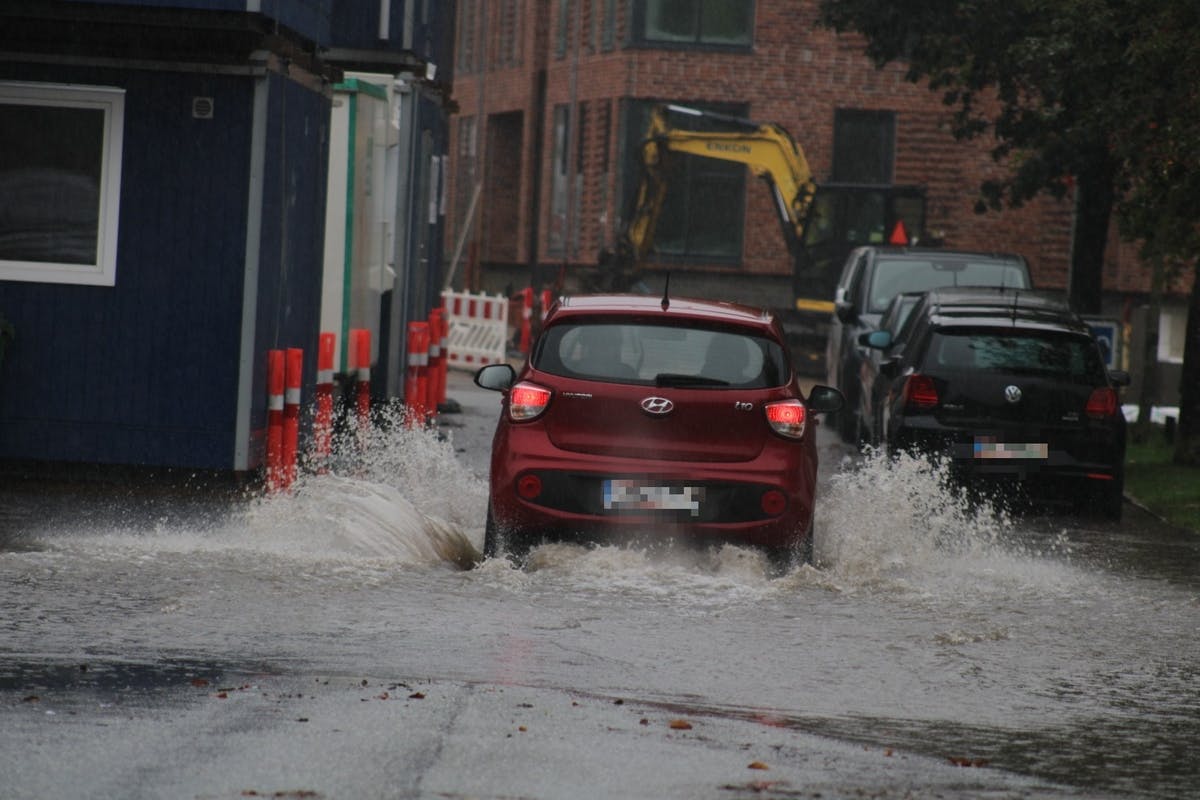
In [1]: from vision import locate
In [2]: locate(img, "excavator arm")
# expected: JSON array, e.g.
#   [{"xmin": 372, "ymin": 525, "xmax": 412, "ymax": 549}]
[{"xmin": 617, "ymin": 104, "xmax": 817, "ymax": 268}]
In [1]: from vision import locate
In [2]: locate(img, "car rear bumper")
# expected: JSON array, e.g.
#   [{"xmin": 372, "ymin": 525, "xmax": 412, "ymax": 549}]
[
  {"xmin": 893, "ymin": 422, "xmax": 1124, "ymax": 482},
  {"xmin": 489, "ymin": 430, "xmax": 818, "ymax": 550}
]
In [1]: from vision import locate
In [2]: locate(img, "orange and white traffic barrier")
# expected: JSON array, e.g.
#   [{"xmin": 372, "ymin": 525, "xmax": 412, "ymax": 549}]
[
  {"xmin": 405, "ymin": 321, "xmax": 430, "ymax": 426},
  {"xmin": 282, "ymin": 347, "xmax": 303, "ymax": 489},
  {"xmin": 266, "ymin": 349, "xmax": 285, "ymax": 492},
  {"xmin": 353, "ymin": 329, "xmax": 371, "ymax": 436},
  {"xmin": 440, "ymin": 289, "xmax": 508, "ymax": 368},
  {"xmin": 314, "ymin": 332, "xmax": 335, "ymax": 471},
  {"xmin": 428, "ymin": 307, "xmax": 447, "ymax": 412},
  {"xmin": 540, "ymin": 289, "xmax": 554, "ymax": 320}
]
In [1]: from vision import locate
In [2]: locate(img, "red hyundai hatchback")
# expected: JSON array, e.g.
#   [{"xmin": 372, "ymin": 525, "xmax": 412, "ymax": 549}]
[{"xmin": 473, "ymin": 293, "xmax": 843, "ymax": 566}]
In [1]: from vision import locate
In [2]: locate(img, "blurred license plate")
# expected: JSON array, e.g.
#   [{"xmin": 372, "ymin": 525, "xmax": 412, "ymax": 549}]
[
  {"xmin": 603, "ymin": 480, "xmax": 704, "ymax": 516},
  {"xmin": 973, "ymin": 437, "xmax": 1048, "ymax": 460}
]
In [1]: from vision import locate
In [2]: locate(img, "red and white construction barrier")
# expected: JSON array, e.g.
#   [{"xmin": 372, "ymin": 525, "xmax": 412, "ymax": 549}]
[{"xmin": 440, "ymin": 289, "xmax": 509, "ymax": 370}]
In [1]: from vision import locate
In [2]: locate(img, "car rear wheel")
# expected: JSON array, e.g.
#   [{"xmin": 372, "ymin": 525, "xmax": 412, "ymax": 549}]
[
  {"xmin": 765, "ymin": 519, "xmax": 815, "ymax": 572},
  {"xmin": 1100, "ymin": 477, "xmax": 1124, "ymax": 521},
  {"xmin": 483, "ymin": 506, "xmax": 537, "ymax": 564},
  {"xmin": 482, "ymin": 506, "xmax": 500, "ymax": 560}
]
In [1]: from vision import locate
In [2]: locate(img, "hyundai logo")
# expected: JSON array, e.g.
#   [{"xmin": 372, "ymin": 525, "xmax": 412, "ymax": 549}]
[
  {"xmin": 1004, "ymin": 385, "xmax": 1023, "ymax": 404},
  {"xmin": 640, "ymin": 396, "xmax": 674, "ymax": 416}
]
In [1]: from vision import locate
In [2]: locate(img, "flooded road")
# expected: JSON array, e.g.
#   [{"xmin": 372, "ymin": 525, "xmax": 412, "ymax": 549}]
[{"xmin": 2, "ymin": 374, "xmax": 1198, "ymax": 799}]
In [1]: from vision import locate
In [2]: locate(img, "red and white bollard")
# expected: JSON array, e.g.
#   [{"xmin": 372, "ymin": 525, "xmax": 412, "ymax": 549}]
[
  {"xmin": 266, "ymin": 350, "xmax": 285, "ymax": 492},
  {"xmin": 282, "ymin": 347, "xmax": 303, "ymax": 489},
  {"xmin": 314, "ymin": 332, "xmax": 335, "ymax": 471},
  {"xmin": 405, "ymin": 321, "xmax": 430, "ymax": 426},
  {"xmin": 515, "ymin": 287, "xmax": 534, "ymax": 354},
  {"xmin": 428, "ymin": 307, "xmax": 446, "ymax": 414},
  {"xmin": 353, "ymin": 329, "xmax": 371, "ymax": 438}
]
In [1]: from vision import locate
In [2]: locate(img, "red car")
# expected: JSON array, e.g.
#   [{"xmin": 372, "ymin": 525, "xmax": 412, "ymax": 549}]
[{"xmin": 473, "ymin": 293, "xmax": 843, "ymax": 566}]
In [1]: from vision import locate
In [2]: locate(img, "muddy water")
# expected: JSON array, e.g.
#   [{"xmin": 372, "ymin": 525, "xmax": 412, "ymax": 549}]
[{"xmin": 1, "ymin": 415, "xmax": 1197, "ymax": 798}]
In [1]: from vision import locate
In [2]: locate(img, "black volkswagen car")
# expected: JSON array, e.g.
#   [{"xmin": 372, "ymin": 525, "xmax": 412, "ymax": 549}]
[{"xmin": 864, "ymin": 287, "xmax": 1130, "ymax": 518}]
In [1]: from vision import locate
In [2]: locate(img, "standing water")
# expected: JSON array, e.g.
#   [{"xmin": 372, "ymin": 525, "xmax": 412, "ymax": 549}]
[{"xmin": 1, "ymin": 399, "xmax": 1197, "ymax": 799}]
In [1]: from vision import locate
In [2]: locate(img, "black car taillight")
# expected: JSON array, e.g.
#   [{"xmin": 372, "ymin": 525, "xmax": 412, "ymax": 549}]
[
  {"xmin": 902, "ymin": 374, "xmax": 939, "ymax": 411},
  {"xmin": 508, "ymin": 382, "xmax": 552, "ymax": 421},
  {"xmin": 1085, "ymin": 387, "xmax": 1119, "ymax": 419}
]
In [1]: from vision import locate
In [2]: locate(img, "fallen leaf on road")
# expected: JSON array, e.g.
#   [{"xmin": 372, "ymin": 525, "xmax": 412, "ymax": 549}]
[
  {"xmin": 191, "ymin": 678, "xmax": 210, "ymax": 688},
  {"xmin": 669, "ymin": 719, "xmax": 693, "ymax": 730},
  {"xmin": 747, "ymin": 761, "xmax": 769, "ymax": 770},
  {"xmin": 408, "ymin": 692, "xmax": 426, "ymax": 700}
]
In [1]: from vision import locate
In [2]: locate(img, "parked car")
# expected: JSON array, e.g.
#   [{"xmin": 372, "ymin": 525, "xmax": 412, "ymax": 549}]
[
  {"xmin": 473, "ymin": 293, "xmax": 844, "ymax": 566},
  {"xmin": 856, "ymin": 290, "xmax": 924, "ymax": 447},
  {"xmin": 826, "ymin": 247, "xmax": 1033, "ymax": 443},
  {"xmin": 864, "ymin": 286, "xmax": 1130, "ymax": 518}
]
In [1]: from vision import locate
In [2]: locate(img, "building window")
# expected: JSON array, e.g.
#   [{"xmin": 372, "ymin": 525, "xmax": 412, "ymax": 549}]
[
  {"xmin": 456, "ymin": 0, "xmax": 481, "ymax": 73},
  {"xmin": 549, "ymin": 104, "xmax": 571, "ymax": 253},
  {"xmin": 601, "ymin": 0, "xmax": 617, "ymax": 50},
  {"xmin": 832, "ymin": 109, "xmax": 896, "ymax": 184},
  {"xmin": 0, "ymin": 82, "xmax": 125, "ymax": 286},
  {"xmin": 635, "ymin": 0, "xmax": 754, "ymax": 47},
  {"xmin": 621, "ymin": 100, "xmax": 746, "ymax": 263},
  {"xmin": 556, "ymin": 0, "xmax": 572, "ymax": 58}
]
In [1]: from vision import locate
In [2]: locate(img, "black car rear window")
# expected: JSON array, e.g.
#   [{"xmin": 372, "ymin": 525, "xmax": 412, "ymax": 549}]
[
  {"xmin": 533, "ymin": 322, "xmax": 789, "ymax": 388},
  {"xmin": 869, "ymin": 258, "xmax": 1030, "ymax": 313},
  {"xmin": 930, "ymin": 329, "xmax": 1105, "ymax": 381}
]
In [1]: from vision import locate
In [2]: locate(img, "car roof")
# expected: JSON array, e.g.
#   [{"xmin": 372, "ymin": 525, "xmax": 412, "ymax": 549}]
[
  {"xmin": 548, "ymin": 293, "xmax": 779, "ymax": 334},
  {"xmin": 862, "ymin": 246, "xmax": 1028, "ymax": 264},
  {"xmin": 920, "ymin": 288, "xmax": 1091, "ymax": 335}
]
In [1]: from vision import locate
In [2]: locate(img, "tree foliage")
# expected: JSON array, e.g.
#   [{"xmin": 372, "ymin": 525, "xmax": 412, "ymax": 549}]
[{"xmin": 818, "ymin": 0, "xmax": 1200, "ymax": 463}]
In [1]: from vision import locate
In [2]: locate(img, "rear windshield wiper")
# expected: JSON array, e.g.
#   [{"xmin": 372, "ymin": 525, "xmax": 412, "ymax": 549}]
[{"xmin": 654, "ymin": 373, "xmax": 730, "ymax": 387}]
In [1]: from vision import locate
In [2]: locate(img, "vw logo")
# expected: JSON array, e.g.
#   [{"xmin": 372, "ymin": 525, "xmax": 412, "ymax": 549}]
[
  {"xmin": 640, "ymin": 396, "xmax": 674, "ymax": 416},
  {"xmin": 1004, "ymin": 385, "xmax": 1023, "ymax": 404}
]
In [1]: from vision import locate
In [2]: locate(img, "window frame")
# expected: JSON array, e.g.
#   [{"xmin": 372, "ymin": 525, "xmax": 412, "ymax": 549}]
[
  {"xmin": 632, "ymin": 0, "xmax": 756, "ymax": 49},
  {"xmin": 0, "ymin": 81, "xmax": 125, "ymax": 287},
  {"xmin": 832, "ymin": 109, "xmax": 896, "ymax": 185}
]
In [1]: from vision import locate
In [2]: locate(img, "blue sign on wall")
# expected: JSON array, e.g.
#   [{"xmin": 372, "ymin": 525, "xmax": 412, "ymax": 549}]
[{"xmin": 1085, "ymin": 318, "xmax": 1120, "ymax": 369}]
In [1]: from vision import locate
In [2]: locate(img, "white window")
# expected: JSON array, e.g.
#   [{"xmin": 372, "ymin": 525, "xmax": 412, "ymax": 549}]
[
  {"xmin": 0, "ymin": 82, "xmax": 125, "ymax": 286},
  {"xmin": 1157, "ymin": 303, "xmax": 1186, "ymax": 364}
]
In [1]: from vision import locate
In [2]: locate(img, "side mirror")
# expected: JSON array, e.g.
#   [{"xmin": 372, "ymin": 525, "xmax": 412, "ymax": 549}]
[
  {"xmin": 806, "ymin": 384, "xmax": 844, "ymax": 414},
  {"xmin": 860, "ymin": 330, "xmax": 892, "ymax": 349},
  {"xmin": 834, "ymin": 301, "xmax": 857, "ymax": 325},
  {"xmin": 474, "ymin": 363, "xmax": 516, "ymax": 392},
  {"xmin": 1107, "ymin": 369, "xmax": 1131, "ymax": 388}
]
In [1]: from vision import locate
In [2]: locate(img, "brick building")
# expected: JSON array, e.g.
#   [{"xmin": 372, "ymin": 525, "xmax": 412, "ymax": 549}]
[{"xmin": 445, "ymin": 0, "xmax": 1187, "ymax": 392}]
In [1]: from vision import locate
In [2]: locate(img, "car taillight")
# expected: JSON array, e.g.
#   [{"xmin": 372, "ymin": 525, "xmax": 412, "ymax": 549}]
[
  {"xmin": 516, "ymin": 473, "xmax": 543, "ymax": 500},
  {"xmin": 508, "ymin": 382, "xmax": 551, "ymax": 421},
  {"xmin": 1085, "ymin": 387, "xmax": 1119, "ymax": 419},
  {"xmin": 760, "ymin": 489, "xmax": 788, "ymax": 516},
  {"xmin": 765, "ymin": 400, "xmax": 807, "ymax": 439},
  {"xmin": 902, "ymin": 374, "xmax": 939, "ymax": 411}
]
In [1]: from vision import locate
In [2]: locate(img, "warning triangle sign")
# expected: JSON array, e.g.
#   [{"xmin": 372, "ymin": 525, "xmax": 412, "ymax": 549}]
[{"xmin": 889, "ymin": 220, "xmax": 909, "ymax": 245}]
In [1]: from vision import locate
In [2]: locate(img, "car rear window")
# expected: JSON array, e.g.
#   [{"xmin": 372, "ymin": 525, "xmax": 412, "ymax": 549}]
[
  {"xmin": 869, "ymin": 258, "xmax": 1030, "ymax": 313},
  {"xmin": 533, "ymin": 322, "xmax": 789, "ymax": 388},
  {"xmin": 930, "ymin": 329, "xmax": 1105, "ymax": 381}
]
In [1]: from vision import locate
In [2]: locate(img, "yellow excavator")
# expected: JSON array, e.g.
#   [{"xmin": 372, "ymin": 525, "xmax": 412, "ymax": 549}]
[{"xmin": 592, "ymin": 103, "xmax": 926, "ymax": 367}]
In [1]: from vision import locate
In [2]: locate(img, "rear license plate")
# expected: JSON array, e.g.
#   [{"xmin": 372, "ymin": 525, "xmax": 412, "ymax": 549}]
[
  {"xmin": 602, "ymin": 480, "xmax": 705, "ymax": 516},
  {"xmin": 973, "ymin": 437, "xmax": 1048, "ymax": 460}
]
